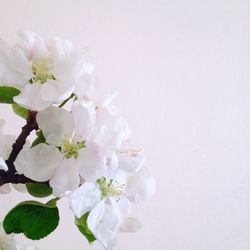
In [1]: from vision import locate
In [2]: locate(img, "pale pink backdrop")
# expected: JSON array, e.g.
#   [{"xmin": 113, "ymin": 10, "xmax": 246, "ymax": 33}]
[{"xmin": 0, "ymin": 0, "xmax": 250, "ymax": 249}]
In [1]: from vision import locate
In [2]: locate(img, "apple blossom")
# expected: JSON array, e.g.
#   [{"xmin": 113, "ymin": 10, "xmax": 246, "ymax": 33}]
[
  {"xmin": 0, "ymin": 31, "xmax": 155, "ymax": 250},
  {"xmin": 15, "ymin": 102, "xmax": 106, "ymax": 197},
  {"xmin": 0, "ymin": 30, "xmax": 94, "ymax": 111},
  {"xmin": 69, "ymin": 167, "xmax": 156, "ymax": 250}
]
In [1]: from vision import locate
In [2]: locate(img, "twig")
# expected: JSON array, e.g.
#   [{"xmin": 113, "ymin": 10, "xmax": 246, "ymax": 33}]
[{"xmin": 0, "ymin": 111, "xmax": 49, "ymax": 186}]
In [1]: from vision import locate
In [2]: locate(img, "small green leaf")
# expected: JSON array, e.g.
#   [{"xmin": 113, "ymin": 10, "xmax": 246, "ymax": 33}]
[
  {"xmin": 26, "ymin": 183, "xmax": 52, "ymax": 198},
  {"xmin": 75, "ymin": 212, "xmax": 96, "ymax": 244},
  {"xmin": 0, "ymin": 86, "xmax": 20, "ymax": 104},
  {"xmin": 3, "ymin": 200, "xmax": 59, "ymax": 240},
  {"xmin": 31, "ymin": 130, "xmax": 46, "ymax": 148},
  {"xmin": 12, "ymin": 103, "xmax": 28, "ymax": 119}
]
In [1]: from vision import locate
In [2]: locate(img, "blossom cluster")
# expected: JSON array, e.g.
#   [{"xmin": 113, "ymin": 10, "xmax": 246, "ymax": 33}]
[{"xmin": 0, "ymin": 31, "xmax": 156, "ymax": 250}]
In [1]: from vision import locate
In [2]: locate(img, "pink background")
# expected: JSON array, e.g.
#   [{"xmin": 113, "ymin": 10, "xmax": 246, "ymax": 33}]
[{"xmin": 0, "ymin": 0, "xmax": 250, "ymax": 249}]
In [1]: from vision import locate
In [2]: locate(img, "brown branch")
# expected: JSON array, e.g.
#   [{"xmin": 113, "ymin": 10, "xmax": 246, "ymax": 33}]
[
  {"xmin": 0, "ymin": 111, "xmax": 49, "ymax": 186},
  {"xmin": 6, "ymin": 111, "xmax": 38, "ymax": 174}
]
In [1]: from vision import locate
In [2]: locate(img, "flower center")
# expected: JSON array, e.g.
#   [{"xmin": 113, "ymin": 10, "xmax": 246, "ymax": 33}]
[
  {"xmin": 61, "ymin": 139, "xmax": 85, "ymax": 159},
  {"xmin": 31, "ymin": 59, "xmax": 54, "ymax": 84},
  {"xmin": 97, "ymin": 178, "xmax": 125, "ymax": 199}
]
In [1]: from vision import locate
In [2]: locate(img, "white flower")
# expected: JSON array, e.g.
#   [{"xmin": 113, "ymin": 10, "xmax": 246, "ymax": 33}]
[
  {"xmin": 68, "ymin": 167, "xmax": 156, "ymax": 249},
  {"xmin": 0, "ymin": 30, "xmax": 94, "ymax": 111},
  {"xmin": 88, "ymin": 93, "xmax": 131, "ymax": 154},
  {"xmin": 15, "ymin": 102, "xmax": 105, "ymax": 197}
]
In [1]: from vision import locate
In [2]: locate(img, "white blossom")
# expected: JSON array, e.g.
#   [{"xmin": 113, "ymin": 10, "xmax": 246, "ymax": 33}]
[
  {"xmin": 0, "ymin": 30, "xmax": 94, "ymax": 111},
  {"xmin": 69, "ymin": 167, "xmax": 156, "ymax": 249}
]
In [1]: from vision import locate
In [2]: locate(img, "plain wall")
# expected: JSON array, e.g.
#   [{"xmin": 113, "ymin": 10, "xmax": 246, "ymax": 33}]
[{"xmin": 0, "ymin": 0, "xmax": 249, "ymax": 249}]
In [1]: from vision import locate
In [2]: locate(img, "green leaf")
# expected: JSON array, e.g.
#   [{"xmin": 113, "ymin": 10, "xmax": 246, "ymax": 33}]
[
  {"xmin": 31, "ymin": 130, "xmax": 46, "ymax": 147},
  {"xmin": 3, "ymin": 200, "xmax": 59, "ymax": 240},
  {"xmin": 26, "ymin": 183, "xmax": 52, "ymax": 198},
  {"xmin": 0, "ymin": 86, "xmax": 20, "ymax": 104},
  {"xmin": 75, "ymin": 212, "xmax": 96, "ymax": 244},
  {"xmin": 12, "ymin": 103, "xmax": 28, "ymax": 119}
]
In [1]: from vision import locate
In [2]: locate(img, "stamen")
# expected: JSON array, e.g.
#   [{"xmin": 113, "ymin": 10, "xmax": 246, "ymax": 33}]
[
  {"xmin": 97, "ymin": 177, "xmax": 125, "ymax": 199},
  {"xmin": 31, "ymin": 58, "xmax": 54, "ymax": 84},
  {"xmin": 61, "ymin": 139, "xmax": 85, "ymax": 159},
  {"xmin": 118, "ymin": 148, "xmax": 143, "ymax": 156}
]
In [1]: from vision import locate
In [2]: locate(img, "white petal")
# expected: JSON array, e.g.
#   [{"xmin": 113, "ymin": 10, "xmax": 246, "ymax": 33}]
[
  {"xmin": 87, "ymin": 201, "xmax": 105, "ymax": 232},
  {"xmin": 15, "ymin": 30, "xmax": 49, "ymax": 62},
  {"xmin": 14, "ymin": 83, "xmax": 51, "ymax": 111},
  {"xmin": 11, "ymin": 184, "xmax": 27, "ymax": 193},
  {"xmin": 111, "ymin": 196, "xmax": 132, "ymax": 218},
  {"xmin": 47, "ymin": 37, "xmax": 83, "ymax": 81},
  {"xmin": 72, "ymin": 100, "xmax": 96, "ymax": 140},
  {"xmin": 120, "ymin": 217, "xmax": 142, "ymax": 233},
  {"xmin": 3, "ymin": 48, "xmax": 32, "ymax": 79},
  {"xmin": 0, "ymin": 184, "xmax": 11, "ymax": 194},
  {"xmin": 69, "ymin": 182, "xmax": 101, "ymax": 218},
  {"xmin": 91, "ymin": 125, "xmax": 122, "ymax": 152},
  {"xmin": 96, "ymin": 106, "xmax": 131, "ymax": 142},
  {"xmin": 50, "ymin": 158, "xmax": 80, "ymax": 197},
  {"xmin": 0, "ymin": 65, "xmax": 27, "ymax": 87},
  {"xmin": 126, "ymin": 171, "xmax": 156, "ymax": 203},
  {"xmin": 0, "ymin": 135, "xmax": 15, "ymax": 160},
  {"xmin": 0, "ymin": 158, "xmax": 8, "ymax": 171},
  {"xmin": 118, "ymin": 154, "xmax": 144, "ymax": 173},
  {"xmin": 74, "ymin": 63, "xmax": 95, "ymax": 98},
  {"xmin": 41, "ymin": 79, "xmax": 74, "ymax": 103},
  {"xmin": 78, "ymin": 147, "xmax": 106, "ymax": 182},
  {"xmin": 37, "ymin": 106, "xmax": 74, "ymax": 145},
  {"xmin": 88, "ymin": 202, "xmax": 118, "ymax": 250},
  {"xmin": 0, "ymin": 239, "xmax": 18, "ymax": 250},
  {"xmin": 15, "ymin": 143, "xmax": 61, "ymax": 182}
]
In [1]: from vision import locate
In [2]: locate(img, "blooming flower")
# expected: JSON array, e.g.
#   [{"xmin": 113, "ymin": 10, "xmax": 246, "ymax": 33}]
[
  {"xmin": 15, "ymin": 94, "xmax": 134, "ymax": 198},
  {"xmin": 15, "ymin": 101, "xmax": 106, "ymax": 197},
  {"xmin": 69, "ymin": 167, "xmax": 156, "ymax": 250},
  {"xmin": 0, "ymin": 30, "xmax": 94, "ymax": 111}
]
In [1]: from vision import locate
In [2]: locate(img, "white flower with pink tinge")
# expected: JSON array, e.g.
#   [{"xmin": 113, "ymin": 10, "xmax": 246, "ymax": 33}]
[
  {"xmin": 0, "ymin": 30, "xmax": 94, "ymax": 111},
  {"xmin": 69, "ymin": 166, "xmax": 156, "ymax": 250}
]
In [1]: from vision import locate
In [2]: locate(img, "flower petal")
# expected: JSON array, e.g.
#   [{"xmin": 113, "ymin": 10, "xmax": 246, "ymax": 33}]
[
  {"xmin": 49, "ymin": 158, "xmax": 80, "ymax": 197},
  {"xmin": 15, "ymin": 30, "xmax": 49, "ymax": 62},
  {"xmin": 14, "ymin": 83, "xmax": 51, "ymax": 111},
  {"xmin": 118, "ymin": 154, "xmax": 144, "ymax": 173},
  {"xmin": 15, "ymin": 143, "xmax": 61, "ymax": 182},
  {"xmin": 40, "ymin": 79, "xmax": 74, "ymax": 103},
  {"xmin": 12, "ymin": 184, "xmax": 27, "ymax": 193},
  {"xmin": 87, "ymin": 202, "xmax": 118, "ymax": 250},
  {"xmin": 119, "ymin": 217, "xmax": 142, "ymax": 233},
  {"xmin": 0, "ymin": 184, "xmax": 11, "ymax": 194},
  {"xmin": 126, "ymin": 171, "xmax": 156, "ymax": 203},
  {"xmin": 37, "ymin": 106, "xmax": 74, "ymax": 145},
  {"xmin": 72, "ymin": 100, "xmax": 96, "ymax": 140},
  {"xmin": 78, "ymin": 147, "xmax": 106, "ymax": 182},
  {"xmin": 69, "ymin": 182, "xmax": 101, "ymax": 218},
  {"xmin": 0, "ymin": 158, "xmax": 8, "ymax": 171},
  {"xmin": 0, "ymin": 135, "xmax": 15, "ymax": 160}
]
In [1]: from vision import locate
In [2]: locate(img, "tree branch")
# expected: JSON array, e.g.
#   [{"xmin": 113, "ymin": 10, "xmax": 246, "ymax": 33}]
[{"xmin": 0, "ymin": 111, "xmax": 49, "ymax": 186}]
